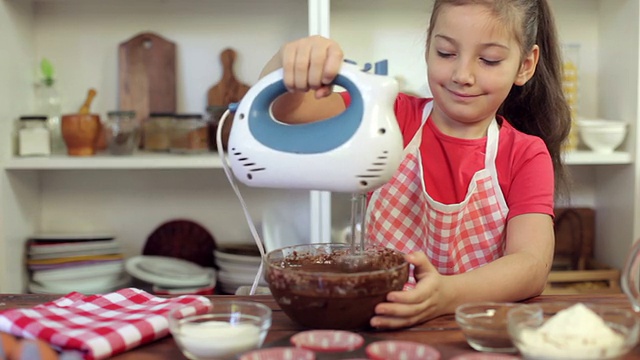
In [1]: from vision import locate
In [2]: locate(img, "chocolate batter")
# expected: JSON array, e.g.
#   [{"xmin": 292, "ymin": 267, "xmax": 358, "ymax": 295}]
[{"xmin": 265, "ymin": 245, "xmax": 409, "ymax": 330}]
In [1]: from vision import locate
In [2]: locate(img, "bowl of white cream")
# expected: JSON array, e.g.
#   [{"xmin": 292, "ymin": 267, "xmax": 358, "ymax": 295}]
[
  {"xmin": 169, "ymin": 300, "xmax": 272, "ymax": 360},
  {"xmin": 507, "ymin": 302, "xmax": 639, "ymax": 360}
]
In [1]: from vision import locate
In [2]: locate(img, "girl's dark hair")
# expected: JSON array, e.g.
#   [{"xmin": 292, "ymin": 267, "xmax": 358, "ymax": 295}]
[{"xmin": 427, "ymin": 0, "xmax": 572, "ymax": 199}]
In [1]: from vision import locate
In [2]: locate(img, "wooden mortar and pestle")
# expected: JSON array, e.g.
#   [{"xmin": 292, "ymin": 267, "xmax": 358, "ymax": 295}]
[{"xmin": 61, "ymin": 89, "xmax": 102, "ymax": 156}]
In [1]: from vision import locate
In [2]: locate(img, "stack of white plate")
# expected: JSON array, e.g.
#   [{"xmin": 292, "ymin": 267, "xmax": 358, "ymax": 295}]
[
  {"xmin": 214, "ymin": 249, "xmax": 265, "ymax": 295},
  {"xmin": 27, "ymin": 233, "xmax": 131, "ymax": 294},
  {"xmin": 125, "ymin": 255, "xmax": 216, "ymax": 295}
]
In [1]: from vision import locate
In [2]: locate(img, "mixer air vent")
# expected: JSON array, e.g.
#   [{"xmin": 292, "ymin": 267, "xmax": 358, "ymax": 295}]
[
  {"xmin": 231, "ymin": 150, "xmax": 265, "ymax": 173},
  {"xmin": 357, "ymin": 150, "xmax": 392, "ymax": 179}
]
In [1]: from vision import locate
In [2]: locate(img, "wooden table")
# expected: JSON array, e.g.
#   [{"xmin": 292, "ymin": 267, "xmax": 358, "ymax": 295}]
[{"xmin": 0, "ymin": 293, "xmax": 638, "ymax": 359}]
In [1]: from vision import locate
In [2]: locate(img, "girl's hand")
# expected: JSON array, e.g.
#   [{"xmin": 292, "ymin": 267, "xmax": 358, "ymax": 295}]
[
  {"xmin": 370, "ymin": 252, "xmax": 450, "ymax": 329},
  {"xmin": 278, "ymin": 35, "xmax": 344, "ymax": 99},
  {"xmin": 260, "ymin": 36, "xmax": 346, "ymax": 124}
]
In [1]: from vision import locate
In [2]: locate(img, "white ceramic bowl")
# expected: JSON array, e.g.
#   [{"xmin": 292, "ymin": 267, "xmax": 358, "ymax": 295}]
[
  {"xmin": 577, "ymin": 119, "xmax": 627, "ymax": 153},
  {"xmin": 168, "ymin": 300, "xmax": 272, "ymax": 360}
]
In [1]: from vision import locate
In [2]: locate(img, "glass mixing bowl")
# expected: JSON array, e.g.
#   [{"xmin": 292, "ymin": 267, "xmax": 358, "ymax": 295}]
[{"xmin": 264, "ymin": 243, "xmax": 409, "ymax": 330}]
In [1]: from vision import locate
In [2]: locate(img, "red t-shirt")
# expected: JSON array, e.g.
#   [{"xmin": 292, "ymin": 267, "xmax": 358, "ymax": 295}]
[{"xmin": 342, "ymin": 92, "xmax": 554, "ymax": 220}]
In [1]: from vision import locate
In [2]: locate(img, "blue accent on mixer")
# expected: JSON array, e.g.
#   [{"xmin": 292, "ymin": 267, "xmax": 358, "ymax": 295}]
[{"xmin": 246, "ymin": 75, "xmax": 364, "ymax": 154}]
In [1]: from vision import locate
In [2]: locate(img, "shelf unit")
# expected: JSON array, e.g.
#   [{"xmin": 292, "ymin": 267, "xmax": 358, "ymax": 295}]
[
  {"xmin": 2, "ymin": 150, "xmax": 631, "ymax": 171},
  {"xmin": 0, "ymin": 0, "xmax": 318, "ymax": 293},
  {"xmin": 4, "ymin": 153, "xmax": 225, "ymax": 170},
  {"xmin": 0, "ymin": 0, "xmax": 638, "ymax": 293}
]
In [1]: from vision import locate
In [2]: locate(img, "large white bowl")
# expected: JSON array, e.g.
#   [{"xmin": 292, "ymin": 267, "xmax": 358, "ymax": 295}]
[
  {"xmin": 577, "ymin": 119, "xmax": 627, "ymax": 153},
  {"xmin": 577, "ymin": 119, "xmax": 627, "ymax": 129}
]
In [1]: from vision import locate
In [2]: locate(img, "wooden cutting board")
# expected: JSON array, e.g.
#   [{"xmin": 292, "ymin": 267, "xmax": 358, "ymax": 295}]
[
  {"xmin": 207, "ymin": 48, "xmax": 251, "ymax": 149},
  {"xmin": 118, "ymin": 32, "xmax": 176, "ymax": 122},
  {"xmin": 207, "ymin": 48, "xmax": 250, "ymax": 107}
]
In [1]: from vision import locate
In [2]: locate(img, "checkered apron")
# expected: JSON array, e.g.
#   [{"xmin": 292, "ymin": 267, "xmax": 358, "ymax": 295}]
[{"xmin": 366, "ymin": 101, "xmax": 509, "ymax": 284}]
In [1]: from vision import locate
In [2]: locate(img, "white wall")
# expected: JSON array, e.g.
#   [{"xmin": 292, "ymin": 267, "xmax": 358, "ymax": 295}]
[{"xmin": 32, "ymin": 0, "xmax": 308, "ymax": 115}]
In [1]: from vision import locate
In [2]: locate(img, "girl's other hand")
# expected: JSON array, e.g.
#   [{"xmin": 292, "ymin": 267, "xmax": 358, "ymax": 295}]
[
  {"xmin": 371, "ymin": 252, "xmax": 449, "ymax": 329},
  {"xmin": 279, "ymin": 35, "xmax": 344, "ymax": 99}
]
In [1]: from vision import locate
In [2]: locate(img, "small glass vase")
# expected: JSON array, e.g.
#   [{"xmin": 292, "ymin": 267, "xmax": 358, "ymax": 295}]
[{"xmin": 35, "ymin": 79, "xmax": 66, "ymax": 154}]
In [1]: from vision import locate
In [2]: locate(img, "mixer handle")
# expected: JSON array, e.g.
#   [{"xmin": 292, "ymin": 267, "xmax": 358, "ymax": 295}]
[{"xmin": 238, "ymin": 62, "xmax": 367, "ymax": 154}]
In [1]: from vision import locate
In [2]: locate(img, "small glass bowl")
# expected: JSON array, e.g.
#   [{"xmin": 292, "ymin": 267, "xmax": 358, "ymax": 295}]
[
  {"xmin": 168, "ymin": 300, "xmax": 272, "ymax": 360},
  {"xmin": 455, "ymin": 302, "xmax": 523, "ymax": 353},
  {"xmin": 507, "ymin": 302, "xmax": 639, "ymax": 360}
]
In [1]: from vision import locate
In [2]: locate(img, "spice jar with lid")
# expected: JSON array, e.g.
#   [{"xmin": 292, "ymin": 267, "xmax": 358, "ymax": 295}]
[
  {"xmin": 169, "ymin": 113, "xmax": 209, "ymax": 154},
  {"xmin": 18, "ymin": 115, "xmax": 51, "ymax": 156},
  {"xmin": 104, "ymin": 110, "xmax": 140, "ymax": 155},
  {"xmin": 143, "ymin": 113, "xmax": 174, "ymax": 152}
]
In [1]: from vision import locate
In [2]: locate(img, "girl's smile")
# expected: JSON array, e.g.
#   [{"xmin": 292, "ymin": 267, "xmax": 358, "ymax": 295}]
[{"xmin": 447, "ymin": 89, "xmax": 482, "ymax": 100}]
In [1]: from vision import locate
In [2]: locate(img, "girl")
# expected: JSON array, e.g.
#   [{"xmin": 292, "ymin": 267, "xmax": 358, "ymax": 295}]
[{"xmin": 260, "ymin": 0, "xmax": 571, "ymax": 329}]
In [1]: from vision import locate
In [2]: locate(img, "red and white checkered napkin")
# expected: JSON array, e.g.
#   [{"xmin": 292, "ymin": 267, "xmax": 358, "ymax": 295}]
[{"xmin": 0, "ymin": 287, "xmax": 212, "ymax": 360}]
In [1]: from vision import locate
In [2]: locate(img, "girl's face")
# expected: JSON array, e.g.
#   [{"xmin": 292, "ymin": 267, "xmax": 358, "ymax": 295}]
[{"xmin": 426, "ymin": 3, "xmax": 538, "ymax": 136}]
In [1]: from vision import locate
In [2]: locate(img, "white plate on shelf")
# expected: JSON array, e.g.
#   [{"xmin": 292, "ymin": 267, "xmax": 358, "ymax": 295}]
[
  {"xmin": 28, "ymin": 239, "xmax": 121, "ymax": 255},
  {"xmin": 214, "ymin": 250, "xmax": 262, "ymax": 265},
  {"xmin": 32, "ymin": 261, "xmax": 124, "ymax": 282},
  {"xmin": 125, "ymin": 255, "xmax": 214, "ymax": 287},
  {"xmin": 30, "ymin": 233, "xmax": 115, "ymax": 242},
  {"xmin": 217, "ymin": 270, "xmax": 266, "ymax": 287},
  {"xmin": 216, "ymin": 261, "xmax": 261, "ymax": 275},
  {"xmin": 28, "ymin": 275, "xmax": 131, "ymax": 295},
  {"xmin": 28, "ymin": 248, "xmax": 123, "ymax": 260}
]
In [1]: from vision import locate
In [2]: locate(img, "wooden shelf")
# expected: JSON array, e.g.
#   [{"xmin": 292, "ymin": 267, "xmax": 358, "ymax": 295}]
[
  {"xmin": 563, "ymin": 150, "xmax": 632, "ymax": 165},
  {"xmin": 3, "ymin": 153, "xmax": 224, "ymax": 170},
  {"xmin": 3, "ymin": 150, "xmax": 631, "ymax": 171}
]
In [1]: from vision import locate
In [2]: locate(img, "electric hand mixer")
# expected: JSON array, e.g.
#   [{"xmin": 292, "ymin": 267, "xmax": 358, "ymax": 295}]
[{"xmin": 219, "ymin": 62, "xmax": 403, "ymax": 274}]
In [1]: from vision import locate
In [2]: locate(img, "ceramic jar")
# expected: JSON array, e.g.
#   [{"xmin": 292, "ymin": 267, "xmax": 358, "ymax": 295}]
[{"xmin": 61, "ymin": 113, "xmax": 100, "ymax": 156}]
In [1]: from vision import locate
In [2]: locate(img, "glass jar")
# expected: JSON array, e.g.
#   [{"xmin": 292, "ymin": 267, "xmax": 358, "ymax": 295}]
[
  {"xmin": 206, "ymin": 105, "xmax": 232, "ymax": 151},
  {"xmin": 104, "ymin": 110, "xmax": 140, "ymax": 155},
  {"xmin": 170, "ymin": 113, "xmax": 209, "ymax": 154},
  {"xmin": 143, "ymin": 113, "xmax": 174, "ymax": 152},
  {"xmin": 562, "ymin": 43, "xmax": 580, "ymax": 151},
  {"xmin": 35, "ymin": 79, "xmax": 65, "ymax": 154},
  {"xmin": 18, "ymin": 115, "xmax": 50, "ymax": 156}
]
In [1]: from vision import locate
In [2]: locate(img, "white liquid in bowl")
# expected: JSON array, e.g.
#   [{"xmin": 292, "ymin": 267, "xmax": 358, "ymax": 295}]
[{"xmin": 174, "ymin": 320, "xmax": 262, "ymax": 359}]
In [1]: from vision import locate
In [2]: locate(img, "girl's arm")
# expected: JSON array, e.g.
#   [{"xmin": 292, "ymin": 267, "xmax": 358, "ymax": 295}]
[{"xmin": 445, "ymin": 213, "xmax": 554, "ymax": 305}]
